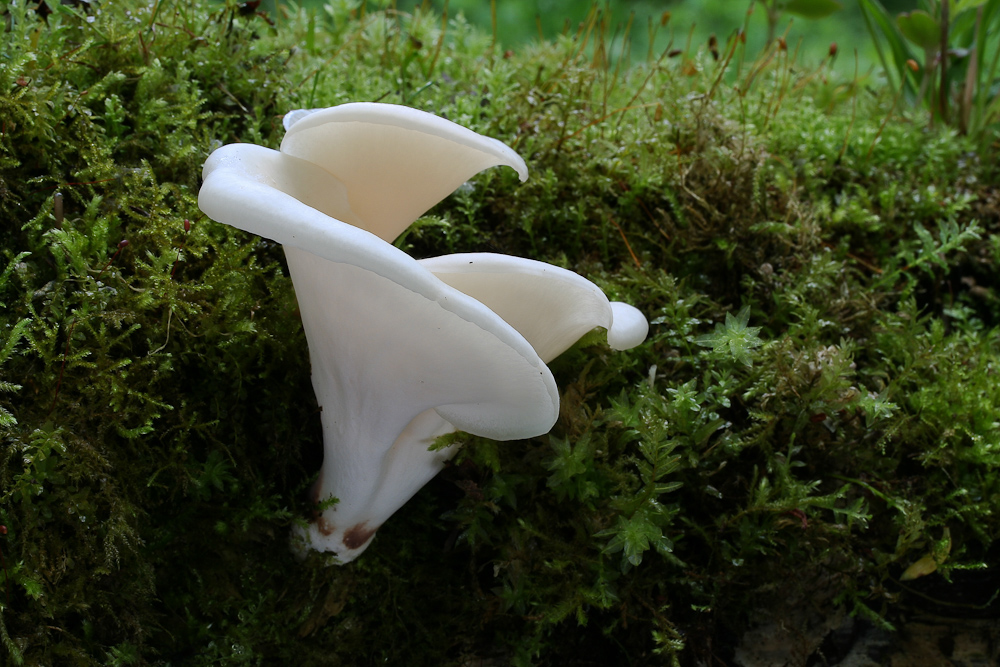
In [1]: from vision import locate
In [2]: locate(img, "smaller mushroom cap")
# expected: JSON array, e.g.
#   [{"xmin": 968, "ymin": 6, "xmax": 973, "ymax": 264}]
[{"xmin": 420, "ymin": 253, "xmax": 649, "ymax": 362}]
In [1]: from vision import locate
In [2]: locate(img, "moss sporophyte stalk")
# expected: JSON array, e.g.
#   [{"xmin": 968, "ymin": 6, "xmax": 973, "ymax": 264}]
[{"xmin": 0, "ymin": 0, "xmax": 998, "ymax": 664}]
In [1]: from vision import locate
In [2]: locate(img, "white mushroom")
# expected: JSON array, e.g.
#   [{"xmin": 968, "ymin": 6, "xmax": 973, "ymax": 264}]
[{"xmin": 198, "ymin": 103, "xmax": 648, "ymax": 563}]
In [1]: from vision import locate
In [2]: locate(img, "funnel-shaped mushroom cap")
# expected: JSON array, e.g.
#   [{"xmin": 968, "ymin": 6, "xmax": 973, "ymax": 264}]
[
  {"xmin": 280, "ymin": 103, "xmax": 527, "ymax": 242},
  {"xmin": 198, "ymin": 103, "xmax": 648, "ymax": 563}
]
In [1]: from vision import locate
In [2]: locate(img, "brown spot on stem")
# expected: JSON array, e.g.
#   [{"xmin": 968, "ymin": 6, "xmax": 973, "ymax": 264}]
[
  {"xmin": 342, "ymin": 523, "xmax": 377, "ymax": 550},
  {"xmin": 317, "ymin": 517, "xmax": 335, "ymax": 537}
]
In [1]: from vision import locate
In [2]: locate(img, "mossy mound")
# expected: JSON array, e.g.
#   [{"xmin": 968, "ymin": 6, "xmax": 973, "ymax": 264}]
[{"xmin": 1, "ymin": 1, "xmax": 998, "ymax": 664}]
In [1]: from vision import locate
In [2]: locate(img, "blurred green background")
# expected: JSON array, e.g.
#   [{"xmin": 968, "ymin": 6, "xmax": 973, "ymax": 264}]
[{"xmin": 293, "ymin": 0, "xmax": 925, "ymax": 75}]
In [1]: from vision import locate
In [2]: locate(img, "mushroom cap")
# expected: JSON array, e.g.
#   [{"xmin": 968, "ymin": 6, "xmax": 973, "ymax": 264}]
[
  {"xmin": 200, "ymin": 144, "xmax": 558, "ymax": 442},
  {"xmin": 279, "ymin": 103, "xmax": 527, "ymax": 242},
  {"xmin": 419, "ymin": 253, "xmax": 649, "ymax": 363}
]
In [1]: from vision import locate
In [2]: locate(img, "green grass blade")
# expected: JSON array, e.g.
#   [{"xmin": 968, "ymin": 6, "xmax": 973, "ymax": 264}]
[{"xmin": 859, "ymin": 0, "xmax": 918, "ymax": 94}]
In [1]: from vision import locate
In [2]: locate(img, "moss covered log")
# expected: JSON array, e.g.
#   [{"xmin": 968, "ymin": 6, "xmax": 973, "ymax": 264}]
[{"xmin": 1, "ymin": 0, "xmax": 998, "ymax": 664}]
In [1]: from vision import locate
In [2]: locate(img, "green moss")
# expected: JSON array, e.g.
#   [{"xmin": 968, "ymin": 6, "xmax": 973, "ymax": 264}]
[{"xmin": 1, "ymin": 0, "xmax": 998, "ymax": 664}]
